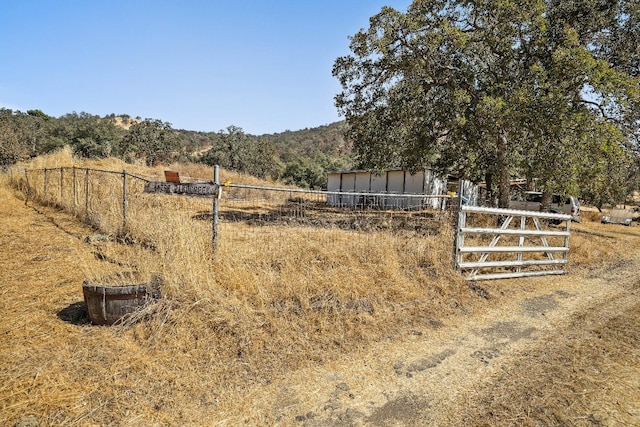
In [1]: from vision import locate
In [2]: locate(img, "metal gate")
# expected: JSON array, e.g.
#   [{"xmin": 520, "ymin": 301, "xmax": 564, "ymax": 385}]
[{"xmin": 455, "ymin": 205, "xmax": 571, "ymax": 281}]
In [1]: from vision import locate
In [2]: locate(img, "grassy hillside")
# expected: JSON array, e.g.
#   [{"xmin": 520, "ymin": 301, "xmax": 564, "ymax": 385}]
[
  {"xmin": 188, "ymin": 121, "xmax": 353, "ymax": 188},
  {"xmin": 0, "ymin": 108, "xmax": 352, "ymax": 189}
]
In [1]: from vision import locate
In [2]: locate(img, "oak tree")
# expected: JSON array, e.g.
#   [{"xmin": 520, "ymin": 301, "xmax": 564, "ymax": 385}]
[
  {"xmin": 118, "ymin": 119, "xmax": 180, "ymax": 166},
  {"xmin": 334, "ymin": 0, "xmax": 640, "ymax": 207}
]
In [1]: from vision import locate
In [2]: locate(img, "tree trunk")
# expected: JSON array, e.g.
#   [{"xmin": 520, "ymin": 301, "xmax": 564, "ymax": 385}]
[
  {"xmin": 497, "ymin": 134, "xmax": 511, "ymax": 208},
  {"xmin": 541, "ymin": 191, "xmax": 552, "ymax": 212},
  {"xmin": 485, "ymin": 172, "xmax": 494, "ymax": 207}
]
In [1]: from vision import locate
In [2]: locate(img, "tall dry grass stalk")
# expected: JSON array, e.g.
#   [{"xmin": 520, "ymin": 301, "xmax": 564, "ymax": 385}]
[{"xmin": 8, "ymin": 152, "xmax": 469, "ymax": 372}]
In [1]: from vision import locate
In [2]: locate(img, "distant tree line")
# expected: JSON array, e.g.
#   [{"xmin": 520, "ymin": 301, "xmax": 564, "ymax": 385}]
[
  {"xmin": 198, "ymin": 123, "xmax": 353, "ymax": 188},
  {"xmin": 0, "ymin": 109, "xmax": 184, "ymax": 166},
  {"xmin": 0, "ymin": 108, "xmax": 353, "ymax": 189}
]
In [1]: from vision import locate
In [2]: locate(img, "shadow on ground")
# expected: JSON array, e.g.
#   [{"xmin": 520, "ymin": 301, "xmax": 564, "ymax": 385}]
[{"xmin": 57, "ymin": 301, "xmax": 89, "ymax": 325}]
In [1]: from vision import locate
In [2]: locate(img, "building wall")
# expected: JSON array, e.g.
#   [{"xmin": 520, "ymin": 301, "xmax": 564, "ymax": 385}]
[{"xmin": 326, "ymin": 168, "xmax": 449, "ymax": 209}]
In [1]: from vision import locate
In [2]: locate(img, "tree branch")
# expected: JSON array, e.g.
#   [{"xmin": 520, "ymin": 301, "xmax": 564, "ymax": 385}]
[{"xmin": 579, "ymin": 98, "xmax": 612, "ymax": 121}]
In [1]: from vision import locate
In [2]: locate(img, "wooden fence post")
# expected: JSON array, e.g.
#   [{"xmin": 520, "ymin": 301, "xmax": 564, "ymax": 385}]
[
  {"xmin": 212, "ymin": 165, "xmax": 220, "ymax": 253},
  {"xmin": 60, "ymin": 168, "xmax": 64, "ymax": 205},
  {"xmin": 43, "ymin": 168, "xmax": 48, "ymax": 202},
  {"xmin": 24, "ymin": 169, "xmax": 30, "ymax": 204},
  {"xmin": 122, "ymin": 169, "xmax": 128, "ymax": 233},
  {"xmin": 72, "ymin": 166, "xmax": 77, "ymax": 214},
  {"xmin": 84, "ymin": 168, "xmax": 89, "ymax": 223}
]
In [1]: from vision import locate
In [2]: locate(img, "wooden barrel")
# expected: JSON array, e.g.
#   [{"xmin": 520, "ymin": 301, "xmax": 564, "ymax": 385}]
[{"xmin": 82, "ymin": 282, "xmax": 149, "ymax": 325}]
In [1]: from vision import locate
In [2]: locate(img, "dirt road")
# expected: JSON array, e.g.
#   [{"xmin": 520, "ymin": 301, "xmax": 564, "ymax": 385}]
[
  {"xmin": 1, "ymin": 185, "xmax": 639, "ymax": 426},
  {"xmin": 237, "ymin": 228, "xmax": 640, "ymax": 426},
  {"xmin": 266, "ymin": 256, "xmax": 640, "ymax": 426}
]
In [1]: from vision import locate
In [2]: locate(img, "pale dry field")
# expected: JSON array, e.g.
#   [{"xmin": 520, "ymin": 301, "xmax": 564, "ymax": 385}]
[{"xmin": 1, "ymin": 151, "xmax": 639, "ymax": 426}]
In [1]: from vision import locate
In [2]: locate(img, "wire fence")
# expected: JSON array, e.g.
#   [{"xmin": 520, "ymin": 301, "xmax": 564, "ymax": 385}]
[
  {"xmin": 220, "ymin": 183, "xmax": 452, "ymax": 234},
  {"xmin": 7, "ymin": 165, "xmax": 458, "ymax": 269},
  {"xmin": 218, "ymin": 183, "xmax": 456, "ymax": 265},
  {"xmin": 13, "ymin": 166, "xmax": 149, "ymax": 235}
]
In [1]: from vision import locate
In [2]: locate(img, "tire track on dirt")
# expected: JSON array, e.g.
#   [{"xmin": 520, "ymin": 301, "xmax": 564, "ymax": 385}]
[
  {"xmin": 454, "ymin": 276, "xmax": 640, "ymax": 426},
  {"xmin": 260, "ymin": 253, "xmax": 640, "ymax": 426}
]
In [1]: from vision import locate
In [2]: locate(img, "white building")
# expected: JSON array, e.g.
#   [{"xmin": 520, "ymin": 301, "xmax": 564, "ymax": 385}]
[{"xmin": 326, "ymin": 168, "xmax": 449, "ymax": 209}]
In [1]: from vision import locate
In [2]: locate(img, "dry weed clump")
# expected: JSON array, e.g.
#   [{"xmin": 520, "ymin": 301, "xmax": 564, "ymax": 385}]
[
  {"xmin": 162, "ymin": 161, "xmax": 273, "ymax": 186},
  {"xmin": 21, "ymin": 145, "xmax": 77, "ymax": 169},
  {"xmin": 3, "ymin": 153, "xmax": 640, "ymax": 425},
  {"xmin": 6, "ymin": 153, "xmax": 472, "ymax": 384},
  {"xmin": 579, "ymin": 209, "xmax": 602, "ymax": 222},
  {"xmin": 566, "ymin": 221, "xmax": 629, "ymax": 268}
]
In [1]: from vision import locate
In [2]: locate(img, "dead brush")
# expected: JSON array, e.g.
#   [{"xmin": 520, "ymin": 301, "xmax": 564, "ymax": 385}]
[
  {"xmin": 580, "ymin": 209, "xmax": 602, "ymax": 222},
  {"xmin": 9, "ymin": 152, "xmax": 473, "ymax": 374},
  {"xmin": 90, "ymin": 221, "xmax": 470, "ymax": 401},
  {"xmin": 8, "ymin": 149, "xmax": 635, "ymax": 425}
]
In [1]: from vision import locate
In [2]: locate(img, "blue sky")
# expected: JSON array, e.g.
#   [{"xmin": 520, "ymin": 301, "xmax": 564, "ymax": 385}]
[{"xmin": 0, "ymin": 1, "xmax": 412, "ymax": 135}]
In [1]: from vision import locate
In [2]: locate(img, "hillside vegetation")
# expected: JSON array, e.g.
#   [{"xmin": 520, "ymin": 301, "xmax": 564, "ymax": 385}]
[
  {"xmin": 0, "ymin": 109, "xmax": 352, "ymax": 189},
  {"xmin": 3, "ymin": 106, "xmax": 640, "ymax": 208}
]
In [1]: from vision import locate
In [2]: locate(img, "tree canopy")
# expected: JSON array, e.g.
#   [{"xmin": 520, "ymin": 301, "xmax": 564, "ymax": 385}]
[
  {"xmin": 333, "ymin": 0, "xmax": 640, "ymax": 207},
  {"xmin": 116, "ymin": 118, "xmax": 181, "ymax": 166},
  {"xmin": 0, "ymin": 106, "xmax": 352, "ymax": 189},
  {"xmin": 199, "ymin": 125, "xmax": 280, "ymax": 179},
  {"xmin": 197, "ymin": 124, "xmax": 353, "ymax": 187}
]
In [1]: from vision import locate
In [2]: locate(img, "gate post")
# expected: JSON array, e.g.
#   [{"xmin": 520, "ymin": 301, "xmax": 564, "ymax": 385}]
[{"xmin": 454, "ymin": 178, "xmax": 465, "ymax": 270}]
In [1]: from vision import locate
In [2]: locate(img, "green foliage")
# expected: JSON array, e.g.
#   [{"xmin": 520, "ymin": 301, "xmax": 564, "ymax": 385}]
[
  {"xmin": 51, "ymin": 112, "xmax": 126, "ymax": 158},
  {"xmin": 0, "ymin": 109, "xmax": 30, "ymax": 165},
  {"xmin": 198, "ymin": 126, "xmax": 280, "ymax": 179},
  {"xmin": 281, "ymin": 158, "xmax": 324, "ymax": 188},
  {"xmin": 279, "ymin": 154, "xmax": 351, "ymax": 189},
  {"xmin": 258, "ymin": 122, "xmax": 351, "ymax": 160},
  {"xmin": 196, "ymin": 123, "xmax": 353, "ymax": 187},
  {"xmin": 0, "ymin": 108, "xmax": 59, "ymax": 164},
  {"xmin": 117, "ymin": 119, "xmax": 181, "ymax": 166},
  {"xmin": 0, "ymin": 110, "xmax": 188, "ymax": 166},
  {"xmin": 334, "ymin": 0, "xmax": 640, "ymax": 207},
  {"xmin": 175, "ymin": 130, "xmax": 220, "ymax": 157}
]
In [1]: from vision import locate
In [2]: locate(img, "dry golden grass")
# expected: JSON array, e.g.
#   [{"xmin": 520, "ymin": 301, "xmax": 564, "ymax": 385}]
[
  {"xmin": 2, "ymin": 149, "xmax": 639, "ymax": 425},
  {"xmin": 1, "ymin": 151, "xmax": 471, "ymax": 425},
  {"xmin": 459, "ymin": 301, "xmax": 640, "ymax": 426},
  {"xmin": 579, "ymin": 209, "xmax": 602, "ymax": 222}
]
